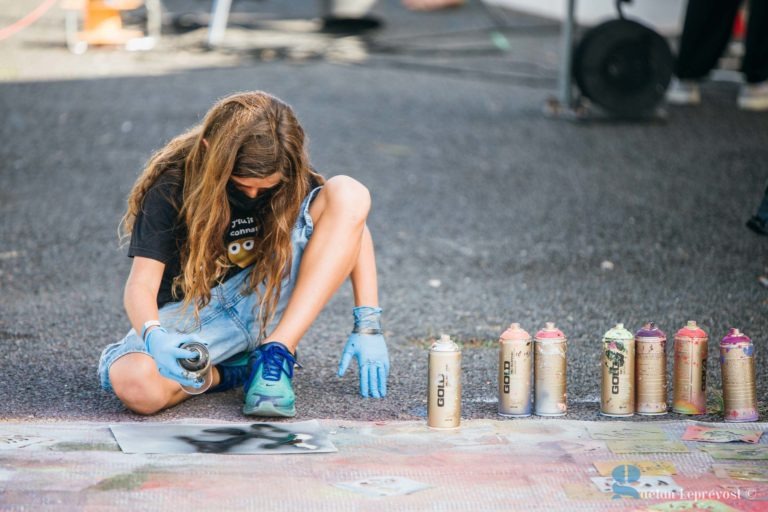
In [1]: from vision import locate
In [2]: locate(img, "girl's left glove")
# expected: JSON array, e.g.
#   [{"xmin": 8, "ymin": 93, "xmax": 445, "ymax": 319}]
[{"xmin": 337, "ymin": 306, "xmax": 390, "ymax": 398}]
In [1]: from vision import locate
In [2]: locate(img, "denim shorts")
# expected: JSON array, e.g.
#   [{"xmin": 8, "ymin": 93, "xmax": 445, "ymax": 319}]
[{"xmin": 97, "ymin": 186, "xmax": 323, "ymax": 392}]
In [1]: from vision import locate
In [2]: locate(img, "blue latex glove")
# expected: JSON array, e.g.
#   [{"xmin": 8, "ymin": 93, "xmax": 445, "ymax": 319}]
[
  {"xmin": 337, "ymin": 306, "xmax": 390, "ymax": 398},
  {"xmin": 144, "ymin": 327, "xmax": 201, "ymax": 388}
]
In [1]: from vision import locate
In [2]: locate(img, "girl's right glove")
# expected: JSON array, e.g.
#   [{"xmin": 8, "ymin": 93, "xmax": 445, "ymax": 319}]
[
  {"xmin": 337, "ymin": 306, "xmax": 390, "ymax": 398},
  {"xmin": 144, "ymin": 327, "xmax": 201, "ymax": 389}
]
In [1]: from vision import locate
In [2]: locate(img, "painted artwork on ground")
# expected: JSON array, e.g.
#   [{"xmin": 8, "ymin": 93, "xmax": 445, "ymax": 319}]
[
  {"xmin": 712, "ymin": 464, "xmax": 768, "ymax": 482},
  {"xmin": 682, "ymin": 425, "xmax": 763, "ymax": 444},
  {"xmin": 0, "ymin": 434, "xmax": 51, "ymax": 450},
  {"xmin": 109, "ymin": 420, "xmax": 337, "ymax": 454},
  {"xmin": 586, "ymin": 425, "xmax": 668, "ymax": 441},
  {"xmin": 592, "ymin": 460, "xmax": 677, "ymax": 476},
  {"xmin": 637, "ymin": 500, "xmax": 743, "ymax": 511},
  {"xmin": 607, "ymin": 440, "xmax": 689, "ymax": 454},
  {"xmin": 700, "ymin": 445, "xmax": 768, "ymax": 460},
  {"xmin": 591, "ymin": 475, "xmax": 682, "ymax": 497},
  {"xmin": 333, "ymin": 476, "xmax": 431, "ymax": 497}
]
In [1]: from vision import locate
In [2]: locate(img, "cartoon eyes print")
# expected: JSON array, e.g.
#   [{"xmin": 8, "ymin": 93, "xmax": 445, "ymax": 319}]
[{"xmin": 228, "ymin": 237, "xmax": 258, "ymax": 268}]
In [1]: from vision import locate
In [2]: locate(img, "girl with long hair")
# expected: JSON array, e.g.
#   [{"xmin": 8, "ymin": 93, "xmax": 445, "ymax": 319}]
[{"xmin": 97, "ymin": 91, "xmax": 389, "ymax": 417}]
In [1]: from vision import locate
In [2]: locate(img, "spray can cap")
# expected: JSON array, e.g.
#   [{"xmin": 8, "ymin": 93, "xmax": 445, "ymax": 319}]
[
  {"xmin": 676, "ymin": 320, "xmax": 708, "ymax": 339},
  {"xmin": 535, "ymin": 322, "xmax": 566, "ymax": 340},
  {"xmin": 635, "ymin": 321, "xmax": 666, "ymax": 340},
  {"xmin": 499, "ymin": 322, "xmax": 531, "ymax": 342},
  {"xmin": 432, "ymin": 334, "xmax": 459, "ymax": 352},
  {"xmin": 721, "ymin": 328, "xmax": 751, "ymax": 345},
  {"xmin": 603, "ymin": 323, "xmax": 633, "ymax": 340}
]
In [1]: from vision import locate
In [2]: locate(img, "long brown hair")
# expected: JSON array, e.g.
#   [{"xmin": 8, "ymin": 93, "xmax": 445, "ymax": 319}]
[{"xmin": 121, "ymin": 91, "xmax": 324, "ymax": 337}]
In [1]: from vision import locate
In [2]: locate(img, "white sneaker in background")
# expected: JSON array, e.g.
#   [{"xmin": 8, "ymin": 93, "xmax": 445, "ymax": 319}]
[
  {"xmin": 666, "ymin": 78, "xmax": 701, "ymax": 105},
  {"xmin": 738, "ymin": 81, "xmax": 768, "ymax": 111}
]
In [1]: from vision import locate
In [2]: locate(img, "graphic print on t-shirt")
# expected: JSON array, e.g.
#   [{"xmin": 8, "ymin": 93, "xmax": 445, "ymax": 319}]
[{"xmin": 227, "ymin": 216, "xmax": 259, "ymax": 268}]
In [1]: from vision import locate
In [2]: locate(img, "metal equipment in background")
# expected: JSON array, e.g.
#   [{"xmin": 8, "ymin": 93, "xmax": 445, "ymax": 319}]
[{"xmin": 547, "ymin": 0, "xmax": 673, "ymax": 119}]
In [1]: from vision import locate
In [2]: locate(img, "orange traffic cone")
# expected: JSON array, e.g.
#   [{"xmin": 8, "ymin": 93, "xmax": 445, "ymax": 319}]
[{"xmin": 78, "ymin": 0, "xmax": 144, "ymax": 46}]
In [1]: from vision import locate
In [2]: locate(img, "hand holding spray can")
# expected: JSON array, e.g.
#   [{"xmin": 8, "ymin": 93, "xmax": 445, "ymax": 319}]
[
  {"xmin": 534, "ymin": 323, "xmax": 567, "ymax": 416},
  {"xmin": 635, "ymin": 322, "xmax": 668, "ymax": 415},
  {"xmin": 601, "ymin": 323, "xmax": 635, "ymax": 417},
  {"xmin": 720, "ymin": 328, "xmax": 758, "ymax": 422},
  {"xmin": 672, "ymin": 321, "xmax": 708, "ymax": 415},
  {"xmin": 428, "ymin": 334, "xmax": 461, "ymax": 429},
  {"xmin": 179, "ymin": 341, "xmax": 213, "ymax": 395},
  {"xmin": 498, "ymin": 323, "xmax": 532, "ymax": 417}
]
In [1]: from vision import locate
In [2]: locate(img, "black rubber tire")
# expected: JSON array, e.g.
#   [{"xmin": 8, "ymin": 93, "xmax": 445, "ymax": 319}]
[{"xmin": 573, "ymin": 19, "xmax": 673, "ymax": 118}]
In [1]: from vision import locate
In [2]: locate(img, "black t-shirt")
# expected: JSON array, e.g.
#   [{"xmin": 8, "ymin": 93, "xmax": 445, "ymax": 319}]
[{"xmin": 128, "ymin": 172, "xmax": 268, "ymax": 307}]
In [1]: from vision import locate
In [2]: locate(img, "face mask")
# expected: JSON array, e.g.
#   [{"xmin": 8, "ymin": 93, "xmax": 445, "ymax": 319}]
[{"xmin": 226, "ymin": 181, "xmax": 271, "ymax": 211}]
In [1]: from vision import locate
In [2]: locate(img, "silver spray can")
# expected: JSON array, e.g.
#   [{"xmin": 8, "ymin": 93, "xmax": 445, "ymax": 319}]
[
  {"xmin": 428, "ymin": 334, "xmax": 462, "ymax": 429},
  {"xmin": 179, "ymin": 341, "xmax": 213, "ymax": 395}
]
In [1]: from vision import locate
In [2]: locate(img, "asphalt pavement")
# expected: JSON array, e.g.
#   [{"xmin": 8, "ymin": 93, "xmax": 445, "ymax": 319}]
[{"xmin": 1, "ymin": 0, "xmax": 767, "ymax": 424}]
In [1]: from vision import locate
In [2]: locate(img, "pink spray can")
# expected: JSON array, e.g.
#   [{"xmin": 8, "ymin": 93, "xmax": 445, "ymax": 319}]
[
  {"xmin": 534, "ymin": 322, "xmax": 567, "ymax": 417},
  {"xmin": 672, "ymin": 321, "xmax": 708, "ymax": 415}
]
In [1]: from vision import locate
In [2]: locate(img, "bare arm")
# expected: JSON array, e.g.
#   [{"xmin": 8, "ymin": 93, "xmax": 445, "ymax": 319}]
[{"xmin": 124, "ymin": 256, "xmax": 166, "ymax": 338}]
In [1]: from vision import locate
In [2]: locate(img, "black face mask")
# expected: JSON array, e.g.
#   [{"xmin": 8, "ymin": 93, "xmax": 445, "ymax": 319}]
[{"xmin": 226, "ymin": 181, "xmax": 271, "ymax": 211}]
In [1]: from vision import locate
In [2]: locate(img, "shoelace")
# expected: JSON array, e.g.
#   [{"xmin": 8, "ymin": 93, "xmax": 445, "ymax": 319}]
[{"xmin": 257, "ymin": 344, "xmax": 296, "ymax": 382}]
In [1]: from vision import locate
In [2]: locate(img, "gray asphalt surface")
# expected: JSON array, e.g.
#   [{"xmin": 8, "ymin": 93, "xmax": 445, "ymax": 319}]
[{"xmin": 1, "ymin": 0, "xmax": 766, "ymax": 423}]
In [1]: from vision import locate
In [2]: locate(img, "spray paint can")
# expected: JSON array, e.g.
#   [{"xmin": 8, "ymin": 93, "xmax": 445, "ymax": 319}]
[
  {"xmin": 720, "ymin": 328, "xmax": 758, "ymax": 422},
  {"xmin": 179, "ymin": 341, "xmax": 213, "ymax": 395},
  {"xmin": 635, "ymin": 322, "xmax": 668, "ymax": 415},
  {"xmin": 672, "ymin": 321, "xmax": 708, "ymax": 415},
  {"xmin": 600, "ymin": 323, "xmax": 635, "ymax": 417},
  {"xmin": 534, "ymin": 322, "xmax": 567, "ymax": 417},
  {"xmin": 428, "ymin": 334, "xmax": 461, "ymax": 429},
  {"xmin": 498, "ymin": 323, "xmax": 533, "ymax": 417}
]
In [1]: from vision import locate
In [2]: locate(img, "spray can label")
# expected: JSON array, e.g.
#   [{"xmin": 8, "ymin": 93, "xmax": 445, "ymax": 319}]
[
  {"xmin": 635, "ymin": 322, "xmax": 667, "ymax": 415},
  {"xmin": 428, "ymin": 335, "xmax": 462, "ymax": 429},
  {"xmin": 672, "ymin": 321, "xmax": 708, "ymax": 415},
  {"xmin": 498, "ymin": 323, "xmax": 532, "ymax": 417},
  {"xmin": 720, "ymin": 329, "xmax": 758, "ymax": 422}
]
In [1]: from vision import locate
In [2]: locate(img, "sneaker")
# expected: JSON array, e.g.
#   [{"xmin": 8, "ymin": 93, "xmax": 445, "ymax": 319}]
[
  {"xmin": 666, "ymin": 78, "xmax": 701, "ymax": 105},
  {"xmin": 738, "ymin": 81, "xmax": 768, "ymax": 111},
  {"xmin": 746, "ymin": 216, "xmax": 768, "ymax": 236},
  {"xmin": 243, "ymin": 342, "xmax": 298, "ymax": 417},
  {"xmin": 207, "ymin": 352, "xmax": 250, "ymax": 393}
]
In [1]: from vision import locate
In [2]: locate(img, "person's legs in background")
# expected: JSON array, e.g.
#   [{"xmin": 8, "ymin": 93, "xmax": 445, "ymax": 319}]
[
  {"xmin": 668, "ymin": 0, "xmax": 743, "ymax": 105},
  {"xmin": 738, "ymin": 0, "xmax": 768, "ymax": 110}
]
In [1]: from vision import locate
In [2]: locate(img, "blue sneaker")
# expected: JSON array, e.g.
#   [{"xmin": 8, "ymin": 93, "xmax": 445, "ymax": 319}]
[
  {"xmin": 207, "ymin": 352, "xmax": 250, "ymax": 393},
  {"xmin": 243, "ymin": 342, "xmax": 298, "ymax": 417}
]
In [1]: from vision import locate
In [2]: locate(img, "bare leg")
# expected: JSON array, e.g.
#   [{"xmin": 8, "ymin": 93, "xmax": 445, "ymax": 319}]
[
  {"xmin": 267, "ymin": 175, "xmax": 372, "ymax": 353},
  {"xmin": 108, "ymin": 353, "xmax": 197, "ymax": 414}
]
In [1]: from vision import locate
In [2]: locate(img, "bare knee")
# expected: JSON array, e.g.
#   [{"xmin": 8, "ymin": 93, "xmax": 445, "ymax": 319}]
[
  {"xmin": 109, "ymin": 354, "xmax": 175, "ymax": 415},
  {"xmin": 322, "ymin": 175, "xmax": 371, "ymax": 222}
]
